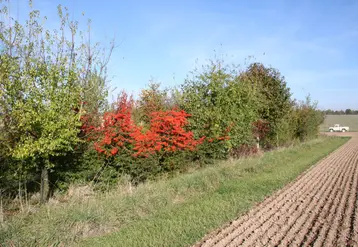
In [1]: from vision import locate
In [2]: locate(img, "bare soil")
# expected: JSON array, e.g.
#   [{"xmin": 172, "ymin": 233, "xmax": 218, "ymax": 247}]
[{"xmin": 194, "ymin": 133, "xmax": 358, "ymax": 247}]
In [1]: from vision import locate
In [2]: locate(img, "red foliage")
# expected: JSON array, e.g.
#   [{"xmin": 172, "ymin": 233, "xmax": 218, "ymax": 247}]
[
  {"xmin": 111, "ymin": 147, "xmax": 119, "ymax": 155},
  {"xmin": 252, "ymin": 119, "xmax": 270, "ymax": 139},
  {"xmin": 132, "ymin": 110, "xmax": 205, "ymax": 157},
  {"xmin": 82, "ymin": 91, "xmax": 138, "ymax": 157},
  {"xmin": 82, "ymin": 95, "xmax": 204, "ymax": 158}
]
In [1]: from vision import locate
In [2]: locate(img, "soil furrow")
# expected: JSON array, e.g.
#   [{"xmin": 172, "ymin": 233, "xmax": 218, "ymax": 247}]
[
  {"xmin": 194, "ymin": 133, "xmax": 358, "ymax": 247},
  {"xmin": 261, "ymin": 145, "xmax": 356, "ymax": 247},
  {"xmin": 336, "ymin": 149, "xmax": 358, "ymax": 246},
  {"xmin": 249, "ymin": 158, "xmax": 347, "ymax": 246},
  {"xmin": 301, "ymin": 146, "xmax": 358, "ymax": 246},
  {"xmin": 212, "ymin": 147, "xmax": 348, "ymax": 247},
  {"xmin": 349, "ymin": 155, "xmax": 358, "ymax": 246},
  {"xmin": 225, "ymin": 143, "xmax": 353, "ymax": 247},
  {"xmin": 196, "ymin": 145, "xmax": 347, "ymax": 247},
  {"xmin": 312, "ymin": 140, "xmax": 358, "ymax": 247},
  {"xmin": 291, "ymin": 147, "xmax": 358, "ymax": 247}
]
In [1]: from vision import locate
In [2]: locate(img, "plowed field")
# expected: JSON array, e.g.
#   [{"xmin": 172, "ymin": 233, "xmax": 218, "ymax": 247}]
[{"xmin": 194, "ymin": 133, "xmax": 358, "ymax": 247}]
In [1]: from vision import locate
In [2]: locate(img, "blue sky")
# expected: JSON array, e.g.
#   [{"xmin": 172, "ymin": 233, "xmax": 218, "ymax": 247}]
[{"xmin": 11, "ymin": 0, "xmax": 358, "ymax": 109}]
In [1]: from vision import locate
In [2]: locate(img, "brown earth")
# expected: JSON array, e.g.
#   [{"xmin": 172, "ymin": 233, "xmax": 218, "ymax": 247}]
[{"xmin": 194, "ymin": 132, "xmax": 358, "ymax": 247}]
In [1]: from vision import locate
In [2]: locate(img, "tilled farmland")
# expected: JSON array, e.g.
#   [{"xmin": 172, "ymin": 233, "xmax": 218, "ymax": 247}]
[{"xmin": 194, "ymin": 133, "xmax": 358, "ymax": 247}]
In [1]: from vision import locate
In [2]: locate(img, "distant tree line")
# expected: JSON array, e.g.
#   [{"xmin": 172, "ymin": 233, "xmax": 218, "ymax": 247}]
[{"xmin": 323, "ymin": 109, "xmax": 358, "ymax": 115}]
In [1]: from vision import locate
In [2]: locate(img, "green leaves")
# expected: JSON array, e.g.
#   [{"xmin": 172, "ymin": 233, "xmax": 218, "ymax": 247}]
[
  {"xmin": 180, "ymin": 59, "xmax": 259, "ymax": 158},
  {"xmin": 0, "ymin": 0, "xmax": 109, "ymax": 175},
  {"xmin": 240, "ymin": 62, "xmax": 293, "ymax": 146},
  {"xmin": 7, "ymin": 60, "xmax": 81, "ymax": 164}
]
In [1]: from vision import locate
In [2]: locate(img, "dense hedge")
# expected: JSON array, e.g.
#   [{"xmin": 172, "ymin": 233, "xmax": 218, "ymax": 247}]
[
  {"xmin": 0, "ymin": 2, "xmax": 325, "ymax": 199},
  {"xmin": 76, "ymin": 60, "xmax": 324, "ymax": 185},
  {"xmin": 0, "ymin": 59, "xmax": 325, "ymax": 195}
]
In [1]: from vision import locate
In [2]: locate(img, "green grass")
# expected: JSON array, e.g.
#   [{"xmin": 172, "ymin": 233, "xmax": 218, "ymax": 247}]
[
  {"xmin": 320, "ymin": 114, "xmax": 358, "ymax": 132},
  {"xmin": 0, "ymin": 136, "xmax": 348, "ymax": 247}
]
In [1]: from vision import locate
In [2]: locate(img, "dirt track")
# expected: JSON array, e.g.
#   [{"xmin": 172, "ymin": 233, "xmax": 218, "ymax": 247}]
[{"xmin": 194, "ymin": 133, "xmax": 358, "ymax": 247}]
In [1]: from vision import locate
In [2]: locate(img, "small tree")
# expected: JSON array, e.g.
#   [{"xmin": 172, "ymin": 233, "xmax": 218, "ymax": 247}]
[
  {"xmin": 180, "ymin": 59, "xmax": 258, "ymax": 159},
  {"xmin": 10, "ymin": 62, "xmax": 81, "ymax": 203},
  {"xmin": 240, "ymin": 62, "xmax": 292, "ymax": 146},
  {"xmin": 84, "ymin": 92, "xmax": 204, "ymax": 181},
  {"xmin": 0, "ymin": 0, "xmax": 113, "ymax": 202},
  {"xmin": 294, "ymin": 95, "xmax": 324, "ymax": 141}
]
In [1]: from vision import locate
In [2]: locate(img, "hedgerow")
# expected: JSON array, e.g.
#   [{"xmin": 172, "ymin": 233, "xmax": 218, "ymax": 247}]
[{"xmin": 0, "ymin": 1, "xmax": 325, "ymax": 200}]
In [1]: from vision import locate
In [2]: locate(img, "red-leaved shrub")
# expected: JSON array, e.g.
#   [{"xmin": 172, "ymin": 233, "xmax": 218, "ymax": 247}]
[
  {"xmin": 82, "ymin": 91, "xmax": 138, "ymax": 157},
  {"xmin": 132, "ymin": 110, "xmax": 205, "ymax": 157},
  {"xmin": 82, "ymin": 95, "xmax": 204, "ymax": 159}
]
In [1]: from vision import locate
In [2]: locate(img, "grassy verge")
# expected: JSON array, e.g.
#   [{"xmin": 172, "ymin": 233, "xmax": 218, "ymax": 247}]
[{"xmin": 0, "ymin": 136, "xmax": 349, "ymax": 247}]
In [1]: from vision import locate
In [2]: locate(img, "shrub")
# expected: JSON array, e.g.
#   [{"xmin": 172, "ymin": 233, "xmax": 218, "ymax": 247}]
[
  {"xmin": 132, "ymin": 110, "xmax": 204, "ymax": 157},
  {"xmin": 180, "ymin": 59, "xmax": 259, "ymax": 160},
  {"xmin": 83, "ymin": 94, "xmax": 204, "ymax": 182},
  {"xmin": 294, "ymin": 96, "xmax": 324, "ymax": 141},
  {"xmin": 240, "ymin": 62, "xmax": 292, "ymax": 146}
]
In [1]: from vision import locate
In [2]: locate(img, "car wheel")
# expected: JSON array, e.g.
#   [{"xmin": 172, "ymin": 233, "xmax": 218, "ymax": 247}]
[
  {"xmin": 330, "ymin": 129, "xmax": 333, "ymax": 132},
  {"xmin": 342, "ymin": 129, "xmax": 346, "ymax": 132}
]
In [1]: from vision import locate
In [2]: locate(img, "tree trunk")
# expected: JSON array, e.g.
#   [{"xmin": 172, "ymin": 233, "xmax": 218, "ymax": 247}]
[
  {"xmin": 0, "ymin": 190, "xmax": 4, "ymax": 223},
  {"xmin": 18, "ymin": 180, "xmax": 23, "ymax": 211},
  {"xmin": 40, "ymin": 167, "xmax": 49, "ymax": 204}
]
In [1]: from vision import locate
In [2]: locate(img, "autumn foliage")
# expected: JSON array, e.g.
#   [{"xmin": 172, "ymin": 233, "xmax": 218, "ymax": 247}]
[
  {"xmin": 82, "ymin": 92, "xmax": 137, "ymax": 157},
  {"xmin": 133, "ymin": 110, "xmax": 205, "ymax": 157},
  {"xmin": 252, "ymin": 119, "xmax": 270, "ymax": 140},
  {"xmin": 82, "ymin": 92, "xmax": 204, "ymax": 160}
]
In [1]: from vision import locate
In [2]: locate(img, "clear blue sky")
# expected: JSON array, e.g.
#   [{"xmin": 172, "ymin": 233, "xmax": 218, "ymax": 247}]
[{"xmin": 13, "ymin": 0, "xmax": 358, "ymax": 109}]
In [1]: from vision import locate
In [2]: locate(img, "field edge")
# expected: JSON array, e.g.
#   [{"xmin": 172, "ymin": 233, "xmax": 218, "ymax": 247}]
[{"xmin": 78, "ymin": 136, "xmax": 349, "ymax": 247}]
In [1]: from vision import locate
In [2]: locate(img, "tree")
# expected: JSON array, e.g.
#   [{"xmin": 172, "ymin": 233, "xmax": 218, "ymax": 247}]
[
  {"xmin": 345, "ymin": 109, "xmax": 352, "ymax": 115},
  {"xmin": 294, "ymin": 95, "xmax": 324, "ymax": 141},
  {"xmin": 239, "ymin": 62, "xmax": 292, "ymax": 145},
  {"xmin": 325, "ymin": 109, "xmax": 333, "ymax": 115},
  {"xmin": 180, "ymin": 59, "xmax": 259, "ymax": 159},
  {"xmin": 0, "ymin": 0, "xmax": 113, "ymax": 202}
]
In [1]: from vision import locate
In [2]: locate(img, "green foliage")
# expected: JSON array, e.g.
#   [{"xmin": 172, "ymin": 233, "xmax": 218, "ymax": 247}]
[
  {"xmin": 0, "ymin": 0, "xmax": 328, "ymax": 205},
  {"xmin": 0, "ymin": 1, "xmax": 112, "ymax": 198},
  {"xmin": 294, "ymin": 95, "xmax": 325, "ymax": 141},
  {"xmin": 180, "ymin": 59, "xmax": 258, "ymax": 159},
  {"xmin": 274, "ymin": 110, "xmax": 298, "ymax": 146},
  {"xmin": 240, "ymin": 62, "xmax": 292, "ymax": 146},
  {"xmin": 111, "ymin": 151, "xmax": 194, "ymax": 184},
  {"xmin": 10, "ymin": 63, "xmax": 81, "ymax": 161},
  {"xmin": 133, "ymin": 81, "xmax": 170, "ymax": 127},
  {"xmin": 0, "ymin": 3, "xmax": 81, "ymax": 162},
  {"xmin": 82, "ymin": 73, "xmax": 110, "ymax": 128}
]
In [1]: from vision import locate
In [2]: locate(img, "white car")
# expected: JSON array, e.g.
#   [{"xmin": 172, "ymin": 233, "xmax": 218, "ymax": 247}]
[{"xmin": 329, "ymin": 124, "xmax": 349, "ymax": 132}]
